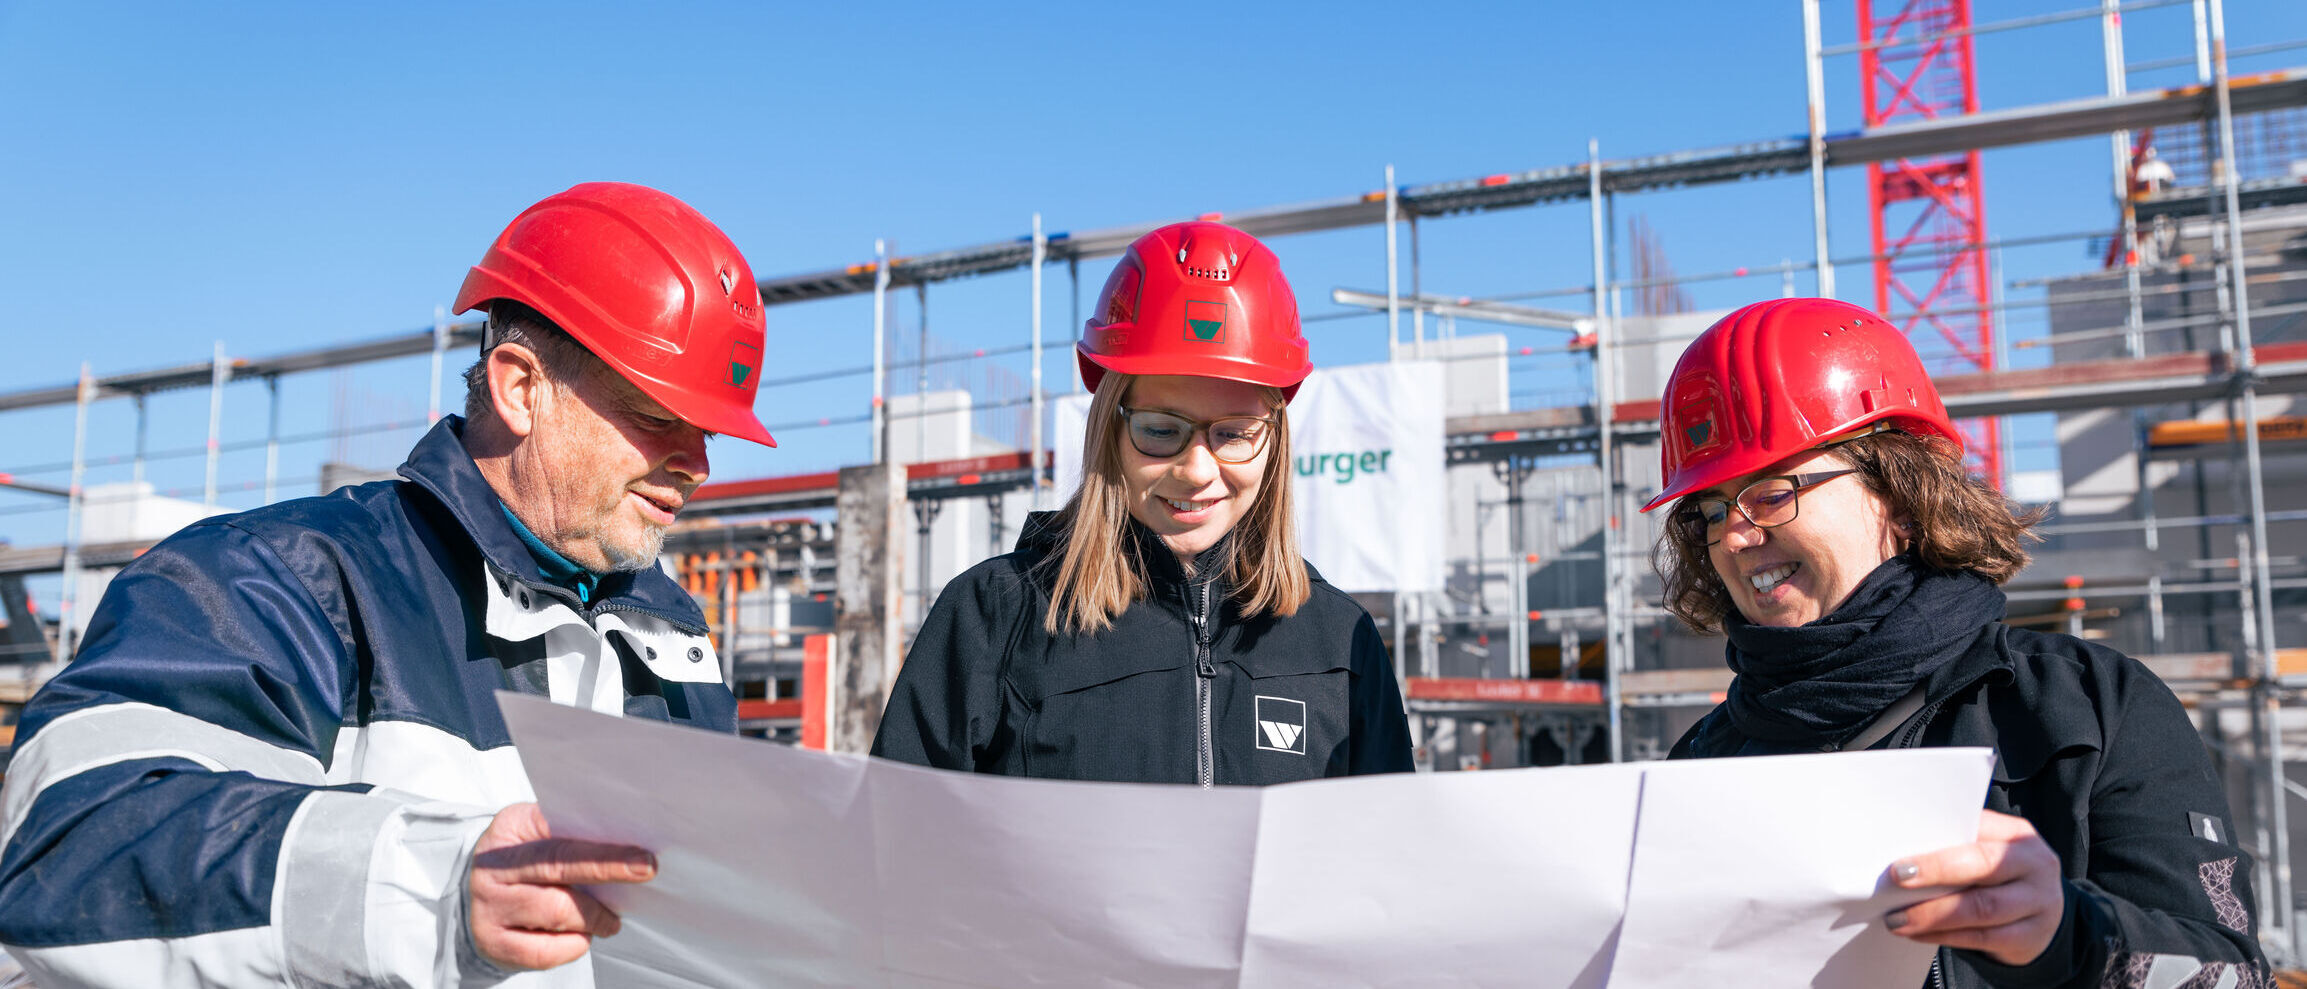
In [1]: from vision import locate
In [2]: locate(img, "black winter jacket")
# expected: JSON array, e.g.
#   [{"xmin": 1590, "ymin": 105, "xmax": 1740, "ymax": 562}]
[
  {"xmin": 872, "ymin": 513, "xmax": 1414, "ymax": 784},
  {"xmin": 1675, "ymin": 619, "xmax": 2268, "ymax": 989}
]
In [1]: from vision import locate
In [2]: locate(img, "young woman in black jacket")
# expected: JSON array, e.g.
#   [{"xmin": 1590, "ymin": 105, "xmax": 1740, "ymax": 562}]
[
  {"xmin": 872, "ymin": 221, "xmax": 1413, "ymax": 785},
  {"xmin": 1644, "ymin": 297, "xmax": 2269, "ymax": 988}
]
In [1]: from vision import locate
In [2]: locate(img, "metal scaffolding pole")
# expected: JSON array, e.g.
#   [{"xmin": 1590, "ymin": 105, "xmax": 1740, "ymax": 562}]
[
  {"xmin": 916, "ymin": 283, "xmax": 929, "ymax": 463},
  {"xmin": 1589, "ymin": 138, "xmax": 1626, "ymax": 763},
  {"xmin": 1392, "ymin": 591, "xmax": 1410, "ymax": 696},
  {"xmin": 1386, "ymin": 164, "xmax": 1401, "ymax": 360},
  {"xmin": 2106, "ymin": 0, "xmax": 2144, "ymax": 361},
  {"xmin": 1410, "ymin": 214, "xmax": 1425, "ymax": 352},
  {"xmin": 872, "ymin": 239, "xmax": 890, "ymax": 464},
  {"xmin": 131, "ymin": 394, "xmax": 147, "ymax": 486},
  {"xmin": 264, "ymin": 377, "xmax": 281, "ymax": 506},
  {"xmin": 1606, "ymin": 192, "xmax": 1621, "ymax": 332},
  {"xmin": 2107, "ymin": 0, "xmax": 2169, "ymax": 658},
  {"xmin": 2209, "ymin": 0, "xmax": 2293, "ymax": 947},
  {"xmin": 1030, "ymin": 213, "xmax": 1047, "ymax": 511},
  {"xmin": 204, "ymin": 340, "xmax": 226, "ymax": 508},
  {"xmin": 1803, "ymin": 0, "xmax": 1836, "ymax": 298},
  {"xmin": 913, "ymin": 499, "xmax": 942, "ymax": 631},
  {"xmin": 428, "ymin": 304, "xmax": 448, "ymax": 422},
  {"xmin": 1499, "ymin": 462, "xmax": 1529, "ymax": 680},
  {"xmin": 2192, "ymin": 0, "xmax": 2212, "ymax": 81},
  {"xmin": 58, "ymin": 364, "xmax": 92, "ymax": 661},
  {"xmin": 1069, "ymin": 257, "xmax": 1083, "ymax": 393}
]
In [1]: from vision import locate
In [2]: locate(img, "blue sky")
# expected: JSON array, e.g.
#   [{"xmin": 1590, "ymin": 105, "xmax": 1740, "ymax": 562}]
[{"xmin": 1, "ymin": 0, "xmax": 2304, "ymax": 557}]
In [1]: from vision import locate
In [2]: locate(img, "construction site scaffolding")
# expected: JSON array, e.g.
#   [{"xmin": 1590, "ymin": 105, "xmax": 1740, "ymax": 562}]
[{"xmin": 0, "ymin": 0, "xmax": 2304, "ymax": 957}]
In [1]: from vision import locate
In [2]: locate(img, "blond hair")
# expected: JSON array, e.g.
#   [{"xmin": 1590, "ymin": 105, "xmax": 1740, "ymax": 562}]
[{"xmin": 1042, "ymin": 371, "xmax": 1309, "ymax": 635}]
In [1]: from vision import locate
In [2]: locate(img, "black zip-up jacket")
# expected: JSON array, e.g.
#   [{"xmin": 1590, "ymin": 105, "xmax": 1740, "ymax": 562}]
[
  {"xmin": 1674, "ymin": 621, "xmax": 2268, "ymax": 989},
  {"xmin": 873, "ymin": 513, "xmax": 1414, "ymax": 784}
]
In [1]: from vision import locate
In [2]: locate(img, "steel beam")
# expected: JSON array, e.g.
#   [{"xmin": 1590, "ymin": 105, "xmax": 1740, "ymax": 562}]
[
  {"xmin": 0, "ymin": 322, "xmax": 486, "ymax": 413},
  {"xmin": 748, "ymin": 69, "xmax": 2307, "ymax": 309}
]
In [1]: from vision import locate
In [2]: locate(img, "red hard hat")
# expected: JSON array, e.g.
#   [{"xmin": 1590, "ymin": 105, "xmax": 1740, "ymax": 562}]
[
  {"xmin": 1078, "ymin": 222, "xmax": 1312, "ymax": 402},
  {"xmin": 1640, "ymin": 297, "xmax": 1961, "ymax": 513},
  {"xmin": 454, "ymin": 182, "xmax": 777, "ymax": 447}
]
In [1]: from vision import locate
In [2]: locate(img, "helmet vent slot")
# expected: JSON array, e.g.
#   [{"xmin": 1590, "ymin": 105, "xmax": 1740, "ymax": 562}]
[{"xmin": 1183, "ymin": 264, "xmax": 1232, "ymax": 281}]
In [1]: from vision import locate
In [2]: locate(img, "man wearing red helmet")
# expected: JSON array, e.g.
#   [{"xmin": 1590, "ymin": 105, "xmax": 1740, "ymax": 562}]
[
  {"xmin": 873, "ymin": 221, "xmax": 1412, "ymax": 785},
  {"xmin": 1647, "ymin": 299, "xmax": 2266, "ymax": 987},
  {"xmin": 0, "ymin": 183, "xmax": 775, "ymax": 986}
]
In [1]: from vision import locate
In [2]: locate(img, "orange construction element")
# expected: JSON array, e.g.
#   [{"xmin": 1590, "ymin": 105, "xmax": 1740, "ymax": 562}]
[
  {"xmin": 2147, "ymin": 416, "xmax": 2307, "ymax": 448},
  {"xmin": 801, "ymin": 633, "xmax": 832, "ymax": 750}
]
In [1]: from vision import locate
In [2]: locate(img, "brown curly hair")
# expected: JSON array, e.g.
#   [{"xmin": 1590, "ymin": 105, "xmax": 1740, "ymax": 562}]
[{"xmin": 1654, "ymin": 429, "xmax": 2045, "ymax": 633}]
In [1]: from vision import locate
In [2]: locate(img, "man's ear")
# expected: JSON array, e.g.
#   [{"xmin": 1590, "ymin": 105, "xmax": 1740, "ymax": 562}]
[{"xmin": 486, "ymin": 344, "xmax": 550, "ymax": 439}]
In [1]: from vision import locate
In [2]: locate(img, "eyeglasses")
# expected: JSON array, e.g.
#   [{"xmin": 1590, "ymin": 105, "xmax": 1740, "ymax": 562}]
[
  {"xmin": 1685, "ymin": 469, "xmax": 1860, "ymax": 542},
  {"xmin": 1118, "ymin": 407, "xmax": 1276, "ymax": 464}
]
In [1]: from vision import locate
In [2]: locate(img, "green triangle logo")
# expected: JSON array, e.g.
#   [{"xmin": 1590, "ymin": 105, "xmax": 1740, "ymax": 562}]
[
  {"xmin": 729, "ymin": 340, "xmax": 763, "ymax": 389},
  {"xmin": 1184, "ymin": 300, "xmax": 1228, "ymax": 343}
]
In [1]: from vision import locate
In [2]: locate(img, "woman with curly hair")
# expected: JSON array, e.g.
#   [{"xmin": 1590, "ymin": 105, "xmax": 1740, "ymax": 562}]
[{"xmin": 1645, "ymin": 298, "xmax": 2268, "ymax": 988}]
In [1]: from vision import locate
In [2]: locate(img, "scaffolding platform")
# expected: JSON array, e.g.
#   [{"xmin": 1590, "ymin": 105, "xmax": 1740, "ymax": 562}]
[{"xmin": 750, "ymin": 68, "xmax": 2307, "ymax": 307}]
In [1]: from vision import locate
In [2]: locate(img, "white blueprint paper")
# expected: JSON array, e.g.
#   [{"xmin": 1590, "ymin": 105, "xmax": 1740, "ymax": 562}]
[
  {"xmin": 1610, "ymin": 748, "xmax": 1994, "ymax": 988},
  {"xmin": 868, "ymin": 759, "xmax": 1261, "ymax": 987},
  {"xmin": 498, "ymin": 693, "xmax": 1992, "ymax": 988},
  {"xmin": 1241, "ymin": 764, "xmax": 1638, "ymax": 988},
  {"xmin": 500, "ymin": 692, "xmax": 882, "ymax": 987}
]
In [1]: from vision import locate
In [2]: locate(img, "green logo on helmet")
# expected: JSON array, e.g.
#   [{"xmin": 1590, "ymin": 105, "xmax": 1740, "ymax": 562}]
[
  {"xmin": 730, "ymin": 341, "xmax": 760, "ymax": 388},
  {"xmin": 1185, "ymin": 300, "xmax": 1227, "ymax": 343}
]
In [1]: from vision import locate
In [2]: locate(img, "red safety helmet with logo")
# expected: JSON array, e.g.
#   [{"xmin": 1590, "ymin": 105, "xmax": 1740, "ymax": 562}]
[
  {"xmin": 454, "ymin": 181, "xmax": 778, "ymax": 447},
  {"xmin": 1078, "ymin": 221, "xmax": 1312, "ymax": 401},
  {"xmin": 1640, "ymin": 297, "xmax": 1961, "ymax": 513}
]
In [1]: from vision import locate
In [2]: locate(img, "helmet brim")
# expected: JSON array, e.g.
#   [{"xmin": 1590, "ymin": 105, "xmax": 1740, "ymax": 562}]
[
  {"xmin": 1076, "ymin": 340, "xmax": 1308, "ymax": 402},
  {"xmin": 1638, "ymin": 412, "xmax": 1960, "ymax": 513},
  {"xmin": 457, "ymin": 289, "xmax": 779, "ymax": 448}
]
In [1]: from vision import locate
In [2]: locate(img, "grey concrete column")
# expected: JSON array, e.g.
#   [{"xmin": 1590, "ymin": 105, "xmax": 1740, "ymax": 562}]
[{"xmin": 833, "ymin": 461, "xmax": 906, "ymax": 754}]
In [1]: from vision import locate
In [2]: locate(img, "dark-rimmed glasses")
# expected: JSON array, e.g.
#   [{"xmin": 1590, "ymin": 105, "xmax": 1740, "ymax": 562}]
[
  {"xmin": 1118, "ymin": 407, "xmax": 1276, "ymax": 464},
  {"xmin": 1686, "ymin": 469, "xmax": 1859, "ymax": 542}
]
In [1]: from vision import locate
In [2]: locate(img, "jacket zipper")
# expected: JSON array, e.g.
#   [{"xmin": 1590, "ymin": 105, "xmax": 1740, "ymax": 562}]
[
  {"xmin": 1896, "ymin": 699, "xmax": 1949, "ymax": 989},
  {"xmin": 1188, "ymin": 581, "xmax": 1216, "ymax": 789},
  {"xmin": 1893, "ymin": 698, "xmax": 1944, "ymax": 751},
  {"xmin": 592, "ymin": 604, "xmax": 709, "ymax": 637},
  {"xmin": 488, "ymin": 557, "xmax": 711, "ymax": 637}
]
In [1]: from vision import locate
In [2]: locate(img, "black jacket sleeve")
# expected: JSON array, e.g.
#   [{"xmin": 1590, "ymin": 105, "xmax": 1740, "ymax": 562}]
[
  {"xmin": 1345, "ymin": 612, "xmax": 1415, "ymax": 774},
  {"xmin": 871, "ymin": 561, "xmax": 1021, "ymax": 771},
  {"xmin": 1965, "ymin": 650, "xmax": 2268, "ymax": 988}
]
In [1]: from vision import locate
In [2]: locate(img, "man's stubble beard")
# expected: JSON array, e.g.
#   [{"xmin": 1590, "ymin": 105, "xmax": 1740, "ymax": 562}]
[
  {"xmin": 557, "ymin": 497, "xmax": 670, "ymax": 573},
  {"xmin": 601, "ymin": 523, "xmax": 669, "ymax": 573}
]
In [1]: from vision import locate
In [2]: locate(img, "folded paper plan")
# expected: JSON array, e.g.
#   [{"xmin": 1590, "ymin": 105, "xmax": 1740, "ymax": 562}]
[{"xmin": 497, "ymin": 692, "xmax": 1991, "ymax": 987}]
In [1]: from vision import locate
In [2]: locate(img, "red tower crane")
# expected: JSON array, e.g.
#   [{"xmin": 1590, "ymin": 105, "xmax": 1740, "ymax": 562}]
[{"xmin": 1857, "ymin": 0, "xmax": 2002, "ymax": 486}]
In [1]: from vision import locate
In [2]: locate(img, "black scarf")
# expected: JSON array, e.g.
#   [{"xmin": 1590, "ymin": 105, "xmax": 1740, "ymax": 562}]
[{"xmin": 1721, "ymin": 554, "xmax": 2006, "ymax": 749}]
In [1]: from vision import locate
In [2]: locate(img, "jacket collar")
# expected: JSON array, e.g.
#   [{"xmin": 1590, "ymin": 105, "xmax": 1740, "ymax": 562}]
[
  {"xmin": 1129, "ymin": 518, "xmax": 1232, "ymax": 594},
  {"xmin": 396, "ymin": 416, "xmax": 706, "ymax": 630},
  {"xmin": 1016, "ymin": 510, "xmax": 1236, "ymax": 615},
  {"xmin": 1926, "ymin": 620, "xmax": 2094, "ymax": 786},
  {"xmin": 1921, "ymin": 616, "xmax": 2016, "ymax": 703}
]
